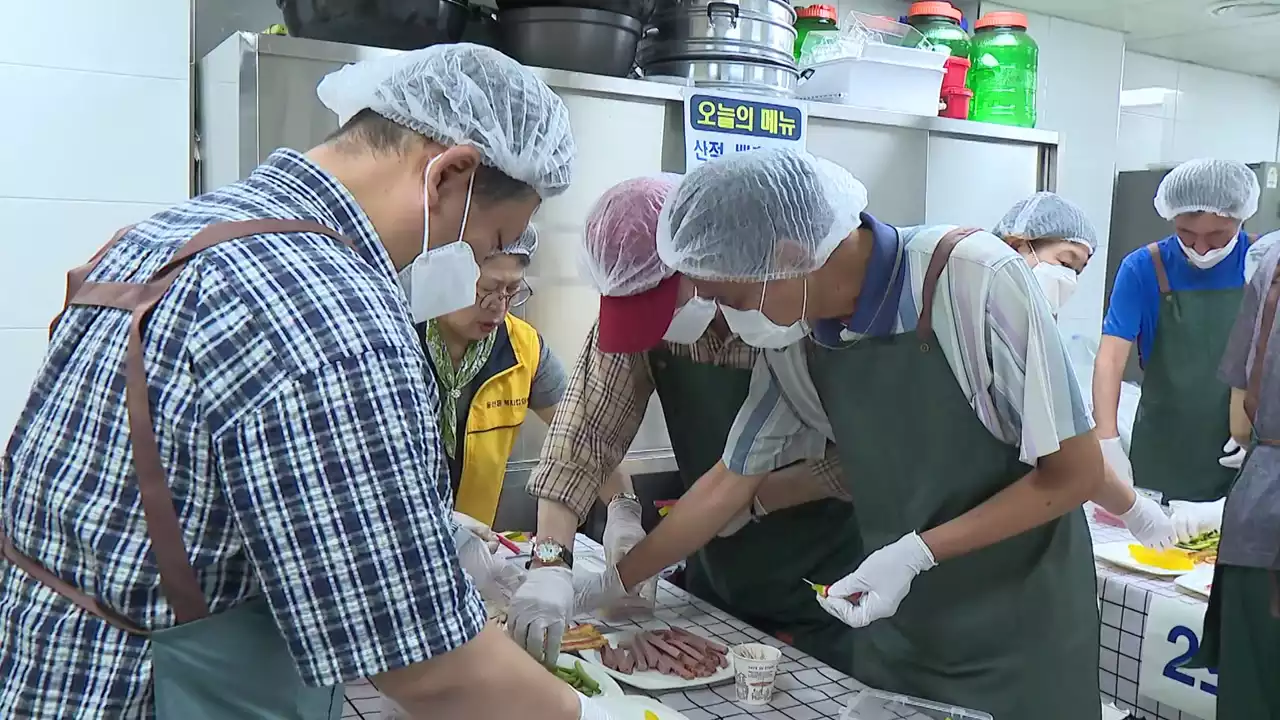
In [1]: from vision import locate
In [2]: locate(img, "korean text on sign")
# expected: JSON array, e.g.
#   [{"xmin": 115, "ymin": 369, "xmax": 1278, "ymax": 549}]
[{"xmin": 689, "ymin": 96, "xmax": 802, "ymax": 140}]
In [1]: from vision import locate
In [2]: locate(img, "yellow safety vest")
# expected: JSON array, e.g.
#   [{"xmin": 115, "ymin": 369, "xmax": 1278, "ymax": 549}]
[{"xmin": 451, "ymin": 315, "xmax": 541, "ymax": 526}]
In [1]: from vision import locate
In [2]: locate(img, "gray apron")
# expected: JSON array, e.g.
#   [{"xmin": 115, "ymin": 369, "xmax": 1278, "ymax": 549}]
[
  {"xmin": 0, "ymin": 219, "xmax": 348, "ymax": 718},
  {"xmin": 1190, "ymin": 260, "xmax": 1280, "ymax": 718},
  {"xmin": 806, "ymin": 228, "xmax": 1100, "ymax": 720},
  {"xmin": 648, "ymin": 347, "xmax": 861, "ymax": 673},
  {"xmin": 1129, "ymin": 242, "xmax": 1242, "ymax": 502}
]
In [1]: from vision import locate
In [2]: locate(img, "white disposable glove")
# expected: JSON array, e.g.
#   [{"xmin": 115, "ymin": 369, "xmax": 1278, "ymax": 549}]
[
  {"xmin": 1100, "ymin": 437, "xmax": 1134, "ymax": 487},
  {"xmin": 456, "ymin": 530, "xmax": 527, "ymax": 606},
  {"xmin": 507, "ymin": 565, "xmax": 575, "ymax": 666},
  {"xmin": 571, "ymin": 564, "xmax": 629, "ymax": 616},
  {"xmin": 603, "ymin": 496, "xmax": 645, "ymax": 564},
  {"xmin": 817, "ymin": 532, "xmax": 936, "ymax": 628},
  {"xmin": 1118, "ymin": 495, "xmax": 1176, "ymax": 550},
  {"xmin": 452, "ymin": 510, "xmax": 499, "ymax": 553},
  {"xmin": 1220, "ymin": 438, "xmax": 1247, "ymax": 470},
  {"xmin": 601, "ymin": 496, "xmax": 656, "ymax": 616},
  {"xmin": 1169, "ymin": 499, "xmax": 1227, "ymax": 544}
]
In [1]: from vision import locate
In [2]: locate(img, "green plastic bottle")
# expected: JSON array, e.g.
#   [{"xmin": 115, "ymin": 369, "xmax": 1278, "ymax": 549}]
[
  {"xmin": 905, "ymin": 2, "xmax": 970, "ymax": 58},
  {"xmin": 793, "ymin": 4, "xmax": 838, "ymax": 62},
  {"xmin": 968, "ymin": 11, "xmax": 1038, "ymax": 127}
]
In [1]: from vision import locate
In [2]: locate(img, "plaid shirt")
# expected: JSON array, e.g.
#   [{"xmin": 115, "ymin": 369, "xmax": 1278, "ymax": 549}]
[
  {"xmin": 528, "ymin": 321, "xmax": 847, "ymax": 521},
  {"xmin": 0, "ymin": 150, "xmax": 484, "ymax": 718}
]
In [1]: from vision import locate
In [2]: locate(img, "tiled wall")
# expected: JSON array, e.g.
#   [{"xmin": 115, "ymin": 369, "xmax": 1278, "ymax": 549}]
[
  {"xmin": 0, "ymin": 1, "xmax": 192, "ymax": 439},
  {"xmin": 1119, "ymin": 51, "xmax": 1280, "ymax": 172}
]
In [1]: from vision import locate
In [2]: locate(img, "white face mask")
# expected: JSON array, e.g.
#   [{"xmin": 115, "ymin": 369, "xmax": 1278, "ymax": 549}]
[
  {"xmin": 1032, "ymin": 262, "xmax": 1078, "ymax": 314},
  {"xmin": 663, "ymin": 294, "xmax": 718, "ymax": 345},
  {"xmin": 403, "ymin": 155, "xmax": 478, "ymax": 323},
  {"xmin": 720, "ymin": 280, "xmax": 809, "ymax": 349},
  {"xmin": 1178, "ymin": 233, "xmax": 1239, "ymax": 270}
]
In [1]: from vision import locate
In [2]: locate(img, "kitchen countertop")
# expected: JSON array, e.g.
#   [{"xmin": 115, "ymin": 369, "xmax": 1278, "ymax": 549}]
[
  {"xmin": 343, "ymin": 534, "xmax": 871, "ymax": 719},
  {"xmin": 1089, "ymin": 513, "xmax": 1210, "ymax": 720}
]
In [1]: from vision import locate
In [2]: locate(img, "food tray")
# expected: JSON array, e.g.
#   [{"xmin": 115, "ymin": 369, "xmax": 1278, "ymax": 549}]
[
  {"xmin": 1093, "ymin": 541, "xmax": 1194, "ymax": 577},
  {"xmin": 556, "ymin": 654, "xmax": 625, "ymax": 698},
  {"xmin": 1174, "ymin": 564, "xmax": 1215, "ymax": 598},
  {"xmin": 590, "ymin": 695, "xmax": 691, "ymax": 720},
  {"xmin": 577, "ymin": 630, "xmax": 734, "ymax": 691}
]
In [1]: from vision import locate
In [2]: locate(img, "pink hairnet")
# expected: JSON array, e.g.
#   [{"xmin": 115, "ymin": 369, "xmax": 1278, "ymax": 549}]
[{"xmin": 580, "ymin": 174, "xmax": 682, "ymax": 297}]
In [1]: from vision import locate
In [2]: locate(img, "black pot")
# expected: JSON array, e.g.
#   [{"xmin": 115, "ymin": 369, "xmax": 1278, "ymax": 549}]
[
  {"xmin": 278, "ymin": 0, "xmax": 469, "ymax": 50},
  {"xmin": 495, "ymin": 0, "xmax": 655, "ymax": 24},
  {"xmin": 461, "ymin": 4, "xmax": 501, "ymax": 47}
]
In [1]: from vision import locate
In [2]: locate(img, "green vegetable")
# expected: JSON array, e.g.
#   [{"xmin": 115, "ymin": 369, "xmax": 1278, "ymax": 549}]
[
  {"xmin": 551, "ymin": 661, "xmax": 600, "ymax": 696},
  {"xmin": 1176, "ymin": 530, "xmax": 1220, "ymax": 551}
]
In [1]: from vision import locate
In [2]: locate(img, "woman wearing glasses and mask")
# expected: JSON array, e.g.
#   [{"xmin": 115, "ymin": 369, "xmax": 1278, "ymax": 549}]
[{"xmin": 420, "ymin": 224, "xmax": 570, "ymax": 528}]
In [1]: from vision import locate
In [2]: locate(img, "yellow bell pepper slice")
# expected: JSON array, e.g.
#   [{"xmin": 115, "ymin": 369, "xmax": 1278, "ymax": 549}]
[{"xmin": 1128, "ymin": 544, "xmax": 1194, "ymax": 571}]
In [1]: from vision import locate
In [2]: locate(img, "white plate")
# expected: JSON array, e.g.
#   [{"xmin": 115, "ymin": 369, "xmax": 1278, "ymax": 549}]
[
  {"xmin": 557, "ymin": 654, "xmax": 625, "ymax": 698},
  {"xmin": 1174, "ymin": 564, "xmax": 1215, "ymax": 598},
  {"xmin": 577, "ymin": 631, "xmax": 735, "ymax": 691},
  {"xmin": 590, "ymin": 695, "xmax": 691, "ymax": 720},
  {"xmin": 1094, "ymin": 541, "xmax": 1194, "ymax": 577}
]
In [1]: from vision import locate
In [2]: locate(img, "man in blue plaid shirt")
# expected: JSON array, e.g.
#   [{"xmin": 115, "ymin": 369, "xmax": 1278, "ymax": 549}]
[{"xmin": 0, "ymin": 44, "xmax": 615, "ymax": 720}]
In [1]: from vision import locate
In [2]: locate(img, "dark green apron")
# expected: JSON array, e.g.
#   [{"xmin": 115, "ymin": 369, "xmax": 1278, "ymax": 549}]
[
  {"xmin": 806, "ymin": 228, "xmax": 1100, "ymax": 720},
  {"xmin": 1188, "ymin": 260, "xmax": 1280, "ymax": 718},
  {"xmin": 0, "ymin": 219, "xmax": 350, "ymax": 718},
  {"xmin": 1130, "ymin": 242, "xmax": 1242, "ymax": 502},
  {"xmin": 648, "ymin": 347, "xmax": 862, "ymax": 673}
]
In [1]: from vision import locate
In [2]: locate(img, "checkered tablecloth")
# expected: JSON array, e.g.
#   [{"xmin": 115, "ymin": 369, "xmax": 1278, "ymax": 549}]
[
  {"xmin": 342, "ymin": 525, "xmax": 1181, "ymax": 720},
  {"xmin": 344, "ymin": 534, "xmax": 871, "ymax": 719},
  {"xmin": 1090, "ymin": 516, "xmax": 1210, "ymax": 720}
]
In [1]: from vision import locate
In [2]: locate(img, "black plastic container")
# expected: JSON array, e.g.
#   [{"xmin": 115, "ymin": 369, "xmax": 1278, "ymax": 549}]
[{"xmin": 278, "ymin": 0, "xmax": 469, "ymax": 50}]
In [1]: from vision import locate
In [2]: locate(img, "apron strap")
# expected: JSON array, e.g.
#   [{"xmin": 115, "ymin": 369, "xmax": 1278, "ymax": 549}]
[
  {"xmin": 49, "ymin": 225, "xmax": 136, "ymax": 338},
  {"xmin": 13, "ymin": 218, "xmax": 356, "ymax": 631},
  {"xmin": 917, "ymin": 227, "xmax": 983, "ymax": 343},
  {"xmin": 1147, "ymin": 243, "xmax": 1172, "ymax": 295},
  {"xmin": 1246, "ymin": 261, "xmax": 1280, "ymax": 444}
]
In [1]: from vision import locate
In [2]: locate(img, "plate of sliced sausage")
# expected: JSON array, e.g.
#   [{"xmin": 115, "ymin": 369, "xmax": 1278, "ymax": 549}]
[{"xmin": 575, "ymin": 627, "xmax": 735, "ymax": 691}]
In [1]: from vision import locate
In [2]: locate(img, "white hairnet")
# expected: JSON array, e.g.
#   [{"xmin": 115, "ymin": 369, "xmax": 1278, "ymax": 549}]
[
  {"xmin": 505, "ymin": 224, "xmax": 538, "ymax": 259},
  {"xmin": 656, "ymin": 149, "xmax": 867, "ymax": 282},
  {"xmin": 1154, "ymin": 158, "xmax": 1259, "ymax": 221},
  {"xmin": 581, "ymin": 174, "xmax": 682, "ymax": 296},
  {"xmin": 317, "ymin": 43, "xmax": 575, "ymax": 198},
  {"xmin": 994, "ymin": 192, "xmax": 1098, "ymax": 253}
]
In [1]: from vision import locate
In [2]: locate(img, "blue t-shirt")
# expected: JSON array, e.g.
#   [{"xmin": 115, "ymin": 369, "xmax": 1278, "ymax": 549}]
[{"xmin": 1101, "ymin": 231, "xmax": 1250, "ymax": 365}]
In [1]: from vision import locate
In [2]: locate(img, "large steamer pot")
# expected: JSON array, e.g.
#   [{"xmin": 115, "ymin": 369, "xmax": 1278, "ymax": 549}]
[
  {"xmin": 278, "ymin": 0, "xmax": 468, "ymax": 50},
  {"xmin": 496, "ymin": 0, "xmax": 657, "ymax": 25},
  {"xmin": 643, "ymin": 57, "xmax": 798, "ymax": 96},
  {"xmin": 639, "ymin": 0, "xmax": 797, "ymax": 68},
  {"xmin": 499, "ymin": 7, "xmax": 643, "ymax": 77}
]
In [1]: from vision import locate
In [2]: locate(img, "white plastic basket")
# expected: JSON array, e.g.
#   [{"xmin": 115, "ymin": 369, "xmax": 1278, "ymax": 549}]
[{"xmin": 798, "ymin": 44, "xmax": 946, "ymax": 116}]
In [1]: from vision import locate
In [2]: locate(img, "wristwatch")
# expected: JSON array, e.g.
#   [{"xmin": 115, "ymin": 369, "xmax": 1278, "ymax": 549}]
[
  {"xmin": 529, "ymin": 538, "xmax": 574, "ymax": 569},
  {"xmin": 610, "ymin": 492, "xmax": 640, "ymax": 505}
]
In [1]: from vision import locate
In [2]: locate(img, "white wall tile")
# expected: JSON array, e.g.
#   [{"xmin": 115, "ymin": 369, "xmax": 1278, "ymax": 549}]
[
  {"xmin": 0, "ymin": 2, "xmax": 190, "ymax": 438},
  {"xmin": 1117, "ymin": 52, "xmax": 1280, "ymax": 169},
  {"xmin": 0, "ymin": 199, "xmax": 171, "ymax": 330},
  {"xmin": 0, "ymin": 64, "xmax": 189, "ymax": 204},
  {"xmin": 0, "ymin": 330, "xmax": 50, "ymax": 442},
  {"xmin": 0, "ymin": 1, "xmax": 189, "ymax": 79}
]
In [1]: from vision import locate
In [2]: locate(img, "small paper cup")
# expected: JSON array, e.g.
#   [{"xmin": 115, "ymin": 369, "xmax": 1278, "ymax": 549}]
[{"xmin": 730, "ymin": 643, "xmax": 782, "ymax": 706}]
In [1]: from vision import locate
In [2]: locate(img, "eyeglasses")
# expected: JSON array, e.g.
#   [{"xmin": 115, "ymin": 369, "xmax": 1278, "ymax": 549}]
[{"xmin": 478, "ymin": 281, "xmax": 533, "ymax": 311}]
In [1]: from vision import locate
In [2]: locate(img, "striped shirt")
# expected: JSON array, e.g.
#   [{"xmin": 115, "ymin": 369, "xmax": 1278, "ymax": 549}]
[
  {"xmin": 0, "ymin": 149, "xmax": 483, "ymax": 718},
  {"xmin": 725, "ymin": 220, "xmax": 1093, "ymax": 476}
]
